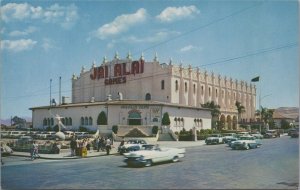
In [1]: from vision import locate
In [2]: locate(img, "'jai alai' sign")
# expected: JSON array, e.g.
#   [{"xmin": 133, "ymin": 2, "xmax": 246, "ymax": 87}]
[{"xmin": 90, "ymin": 60, "xmax": 144, "ymax": 85}]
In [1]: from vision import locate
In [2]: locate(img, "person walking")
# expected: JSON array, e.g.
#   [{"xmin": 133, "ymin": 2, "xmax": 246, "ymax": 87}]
[
  {"xmin": 31, "ymin": 141, "xmax": 39, "ymax": 160},
  {"xmin": 70, "ymin": 136, "xmax": 77, "ymax": 156},
  {"xmin": 96, "ymin": 137, "xmax": 100, "ymax": 152},
  {"xmin": 105, "ymin": 138, "xmax": 111, "ymax": 155}
]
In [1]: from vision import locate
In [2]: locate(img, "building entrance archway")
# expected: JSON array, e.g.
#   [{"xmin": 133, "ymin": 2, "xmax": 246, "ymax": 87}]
[{"xmin": 128, "ymin": 111, "xmax": 142, "ymax": 125}]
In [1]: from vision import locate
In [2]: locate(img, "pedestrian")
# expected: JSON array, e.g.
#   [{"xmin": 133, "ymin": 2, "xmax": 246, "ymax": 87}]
[
  {"xmin": 70, "ymin": 136, "xmax": 77, "ymax": 156},
  {"xmin": 96, "ymin": 137, "xmax": 100, "ymax": 152},
  {"xmin": 31, "ymin": 141, "xmax": 39, "ymax": 160},
  {"xmin": 86, "ymin": 140, "xmax": 92, "ymax": 153},
  {"xmin": 118, "ymin": 138, "xmax": 125, "ymax": 153},
  {"xmin": 99, "ymin": 137, "xmax": 105, "ymax": 151},
  {"xmin": 81, "ymin": 139, "xmax": 88, "ymax": 158},
  {"xmin": 105, "ymin": 138, "xmax": 111, "ymax": 155}
]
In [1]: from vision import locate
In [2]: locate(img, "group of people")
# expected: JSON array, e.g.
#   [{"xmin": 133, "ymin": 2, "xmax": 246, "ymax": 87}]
[{"xmin": 70, "ymin": 136, "xmax": 113, "ymax": 157}]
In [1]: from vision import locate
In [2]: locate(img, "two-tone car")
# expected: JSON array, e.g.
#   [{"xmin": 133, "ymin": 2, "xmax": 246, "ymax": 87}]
[
  {"xmin": 222, "ymin": 133, "xmax": 237, "ymax": 144},
  {"xmin": 205, "ymin": 134, "xmax": 224, "ymax": 145},
  {"xmin": 119, "ymin": 139, "xmax": 148, "ymax": 155},
  {"xmin": 123, "ymin": 144, "xmax": 185, "ymax": 167},
  {"xmin": 231, "ymin": 135, "xmax": 262, "ymax": 150}
]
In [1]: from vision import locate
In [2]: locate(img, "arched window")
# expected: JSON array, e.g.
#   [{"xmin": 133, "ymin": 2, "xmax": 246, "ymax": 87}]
[
  {"xmin": 81, "ymin": 117, "xmax": 84, "ymax": 125},
  {"xmin": 152, "ymin": 118, "xmax": 158, "ymax": 122},
  {"xmin": 50, "ymin": 118, "xmax": 54, "ymax": 126},
  {"xmin": 61, "ymin": 118, "xmax": 65, "ymax": 125},
  {"xmin": 216, "ymin": 89, "xmax": 218, "ymax": 98},
  {"xmin": 84, "ymin": 117, "xmax": 88, "ymax": 125},
  {"xmin": 175, "ymin": 80, "xmax": 178, "ymax": 91},
  {"xmin": 69, "ymin": 117, "xmax": 72, "ymax": 126},
  {"xmin": 185, "ymin": 82, "xmax": 187, "ymax": 92},
  {"xmin": 89, "ymin": 117, "xmax": 93, "ymax": 125},
  {"xmin": 47, "ymin": 118, "xmax": 50, "ymax": 126},
  {"xmin": 145, "ymin": 93, "xmax": 151, "ymax": 100},
  {"xmin": 65, "ymin": 118, "xmax": 69, "ymax": 126},
  {"xmin": 161, "ymin": 80, "xmax": 165, "ymax": 90},
  {"xmin": 209, "ymin": 87, "xmax": 211, "ymax": 96},
  {"xmin": 193, "ymin": 84, "xmax": 196, "ymax": 94},
  {"xmin": 43, "ymin": 118, "xmax": 47, "ymax": 126},
  {"xmin": 201, "ymin": 86, "xmax": 204, "ymax": 95}
]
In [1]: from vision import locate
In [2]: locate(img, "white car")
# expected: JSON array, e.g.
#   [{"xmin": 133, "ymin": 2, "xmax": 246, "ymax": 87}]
[
  {"xmin": 231, "ymin": 135, "xmax": 262, "ymax": 150},
  {"xmin": 119, "ymin": 139, "xmax": 147, "ymax": 154},
  {"xmin": 250, "ymin": 132, "xmax": 264, "ymax": 139},
  {"xmin": 123, "ymin": 145, "xmax": 185, "ymax": 167},
  {"xmin": 205, "ymin": 134, "xmax": 224, "ymax": 145}
]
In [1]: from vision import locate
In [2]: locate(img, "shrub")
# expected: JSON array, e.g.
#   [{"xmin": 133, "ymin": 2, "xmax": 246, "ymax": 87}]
[
  {"xmin": 152, "ymin": 126, "xmax": 159, "ymax": 134},
  {"xmin": 112, "ymin": 125, "xmax": 118, "ymax": 134},
  {"xmin": 161, "ymin": 112, "xmax": 170, "ymax": 125},
  {"xmin": 97, "ymin": 111, "xmax": 107, "ymax": 125},
  {"xmin": 45, "ymin": 126, "xmax": 52, "ymax": 131},
  {"xmin": 79, "ymin": 126, "xmax": 88, "ymax": 132}
]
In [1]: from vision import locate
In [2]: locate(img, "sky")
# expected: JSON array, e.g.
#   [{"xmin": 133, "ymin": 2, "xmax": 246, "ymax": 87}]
[{"xmin": 1, "ymin": 0, "xmax": 299, "ymax": 120}]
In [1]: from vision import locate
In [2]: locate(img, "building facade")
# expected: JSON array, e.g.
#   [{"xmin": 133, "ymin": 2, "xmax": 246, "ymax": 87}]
[{"xmin": 31, "ymin": 53, "xmax": 256, "ymax": 135}]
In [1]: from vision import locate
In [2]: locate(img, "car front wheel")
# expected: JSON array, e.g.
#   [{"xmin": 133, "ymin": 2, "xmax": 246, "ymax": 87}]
[
  {"xmin": 144, "ymin": 159, "xmax": 152, "ymax": 167},
  {"xmin": 172, "ymin": 156, "xmax": 179, "ymax": 162}
]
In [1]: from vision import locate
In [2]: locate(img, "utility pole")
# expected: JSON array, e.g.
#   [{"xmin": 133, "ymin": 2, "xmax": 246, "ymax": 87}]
[
  {"xmin": 59, "ymin": 76, "xmax": 61, "ymax": 105},
  {"xmin": 50, "ymin": 79, "xmax": 52, "ymax": 106}
]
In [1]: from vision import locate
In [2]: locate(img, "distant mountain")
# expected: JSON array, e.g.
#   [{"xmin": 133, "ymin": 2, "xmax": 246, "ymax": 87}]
[{"xmin": 273, "ymin": 107, "xmax": 299, "ymax": 119}]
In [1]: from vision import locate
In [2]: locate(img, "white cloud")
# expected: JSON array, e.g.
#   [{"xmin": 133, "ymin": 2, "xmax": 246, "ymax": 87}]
[
  {"xmin": 93, "ymin": 8, "xmax": 147, "ymax": 40},
  {"xmin": 156, "ymin": 5, "xmax": 200, "ymax": 23},
  {"xmin": 180, "ymin": 45, "xmax": 202, "ymax": 52},
  {"xmin": 124, "ymin": 30, "xmax": 180, "ymax": 43},
  {"xmin": 42, "ymin": 38, "xmax": 57, "ymax": 51},
  {"xmin": 1, "ymin": 3, "xmax": 78, "ymax": 29},
  {"xmin": 8, "ymin": 26, "xmax": 37, "ymax": 37},
  {"xmin": 1, "ymin": 39, "xmax": 37, "ymax": 52}
]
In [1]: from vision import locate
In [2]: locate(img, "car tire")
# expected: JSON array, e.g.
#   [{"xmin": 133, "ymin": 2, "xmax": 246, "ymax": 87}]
[
  {"xmin": 172, "ymin": 156, "xmax": 179, "ymax": 163},
  {"xmin": 144, "ymin": 159, "xmax": 152, "ymax": 167}
]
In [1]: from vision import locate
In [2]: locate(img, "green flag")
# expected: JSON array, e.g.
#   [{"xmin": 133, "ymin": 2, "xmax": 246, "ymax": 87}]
[{"xmin": 251, "ymin": 76, "xmax": 260, "ymax": 82}]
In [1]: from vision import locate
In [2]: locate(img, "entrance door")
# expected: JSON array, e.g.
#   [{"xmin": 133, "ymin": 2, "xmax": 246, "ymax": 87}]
[{"xmin": 128, "ymin": 111, "xmax": 142, "ymax": 125}]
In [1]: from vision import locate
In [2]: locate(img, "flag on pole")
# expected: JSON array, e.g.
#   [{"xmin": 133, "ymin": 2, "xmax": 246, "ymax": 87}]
[{"xmin": 251, "ymin": 76, "xmax": 260, "ymax": 82}]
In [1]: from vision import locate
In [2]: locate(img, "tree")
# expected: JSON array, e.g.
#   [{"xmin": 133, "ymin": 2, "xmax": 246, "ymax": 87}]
[
  {"xmin": 112, "ymin": 125, "xmax": 118, "ymax": 134},
  {"xmin": 79, "ymin": 126, "xmax": 88, "ymax": 132},
  {"xmin": 201, "ymin": 101, "xmax": 221, "ymax": 130},
  {"xmin": 235, "ymin": 101, "xmax": 246, "ymax": 122},
  {"xmin": 280, "ymin": 119, "xmax": 290, "ymax": 130},
  {"xmin": 152, "ymin": 126, "xmax": 159, "ymax": 134},
  {"xmin": 97, "ymin": 111, "xmax": 107, "ymax": 125},
  {"xmin": 256, "ymin": 107, "xmax": 274, "ymax": 130},
  {"xmin": 161, "ymin": 112, "xmax": 171, "ymax": 125},
  {"xmin": 53, "ymin": 125, "xmax": 59, "ymax": 132}
]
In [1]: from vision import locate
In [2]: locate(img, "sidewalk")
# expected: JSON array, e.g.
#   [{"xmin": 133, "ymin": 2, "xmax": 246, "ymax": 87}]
[{"xmin": 10, "ymin": 140, "xmax": 206, "ymax": 160}]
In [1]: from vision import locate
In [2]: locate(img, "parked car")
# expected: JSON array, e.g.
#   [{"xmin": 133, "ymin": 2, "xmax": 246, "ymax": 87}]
[
  {"xmin": 290, "ymin": 128, "xmax": 299, "ymax": 138},
  {"xmin": 231, "ymin": 135, "xmax": 262, "ymax": 150},
  {"xmin": 119, "ymin": 139, "xmax": 148, "ymax": 154},
  {"xmin": 264, "ymin": 130, "xmax": 280, "ymax": 138},
  {"xmin": 205, "ymin": 134, "xmax": 224, "ymax": 145},
  {"xmin": 250, "ymin": 132, "xmax": 264, "ymax": 139},
  {"xmin": 123, "ymin": 145, "xmax": 185, "ymax": 167},
  {"xmin": 227, "ymin": 137, "xmax": 239, "ymax": 147},
  {"xmin": 222, "ymin": 133, "xmax": 237, "ymax": 143}
]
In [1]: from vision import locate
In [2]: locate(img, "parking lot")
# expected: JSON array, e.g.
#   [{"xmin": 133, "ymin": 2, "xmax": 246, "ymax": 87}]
[{"xmin": 1, "ymin": 135, "xmax": 298, "ymax": 189}]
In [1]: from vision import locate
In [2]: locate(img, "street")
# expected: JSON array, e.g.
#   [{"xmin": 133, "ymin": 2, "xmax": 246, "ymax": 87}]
[{"xmin": 1, "ymin": 136, "xmax": 299, "ymax": 189}]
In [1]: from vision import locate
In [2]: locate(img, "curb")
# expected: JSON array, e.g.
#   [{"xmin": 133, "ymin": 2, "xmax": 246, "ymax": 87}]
[{"xmin": 10, "ymin": 152, "xmax": 120, "ymax": 160}]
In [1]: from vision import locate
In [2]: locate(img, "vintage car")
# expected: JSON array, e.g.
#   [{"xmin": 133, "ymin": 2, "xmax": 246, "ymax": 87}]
[
  {"xmin": 222, "ymin": 133, "xmax": 237, "ymax": 143},
  {"xmin": 205, "ymin": 134, "xmax": 224, "ymax": 145},
  {"xmin": 119, "ymin": 139, "xmax": 148, "ymax": 154},
  {"xmin": 231, "ymin": 135, "xmax": 262, "ymax": 150},
  {"xmin": 123, "ymin": 145, "xmax": 185, "ymax": 167},
  {"xmin": 250, "ymin": 132, "xmax": 264, "ymax": 139},
  {"xmin": 264, "ymin": 130, "xmax": 280, "ymax": 138},
  {"xmin": 290, "ymin": 128, "xmax": 299, "ymax": 138}
]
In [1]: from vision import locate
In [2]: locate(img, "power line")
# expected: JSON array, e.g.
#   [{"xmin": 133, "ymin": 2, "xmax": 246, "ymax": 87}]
[
  {"xmin": 132, "ymin": 1, "xmax": 264, "ymax": 56},
  {"xmin": 201, "ymin": 42, "xmax": 298, "ymax": 67}
]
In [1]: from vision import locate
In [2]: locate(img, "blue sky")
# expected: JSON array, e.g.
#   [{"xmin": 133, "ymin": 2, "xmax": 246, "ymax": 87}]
[{"xmin": 1, "ymin": 0, "xmax": 299, "ymax": 120}]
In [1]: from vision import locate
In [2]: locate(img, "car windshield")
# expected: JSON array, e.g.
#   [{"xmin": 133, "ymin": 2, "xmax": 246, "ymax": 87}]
[
  {"xmin": 141, "ymin": 145, "xmax": 155, "ymax": 150},
  {"xmin": 211, "ymin": 134, "xmax": 220, "ymax": 137}
]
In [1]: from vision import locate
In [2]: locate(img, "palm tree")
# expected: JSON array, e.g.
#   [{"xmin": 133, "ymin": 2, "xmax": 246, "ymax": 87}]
[
  {"xmin": 235, "ymin": 101, "xmax": 246, "ymax": 123},
  {"xmin": 201, "ymin": 101, "xmax": 221, "ymax": 130},
  {"xmin": 255, "ymin": 107, "xmax": 274, "ymax": 130}
]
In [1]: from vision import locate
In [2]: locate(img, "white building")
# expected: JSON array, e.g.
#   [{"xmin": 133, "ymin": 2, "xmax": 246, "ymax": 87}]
[{"xmin": 31, "ymin": 52, "xmax": 256, "ymax": 137}]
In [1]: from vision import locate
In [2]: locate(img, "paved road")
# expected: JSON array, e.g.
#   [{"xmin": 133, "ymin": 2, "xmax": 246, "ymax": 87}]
[{"xmin": 1, "ymin": 136, "xmax": 298, "ymax": 189}]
